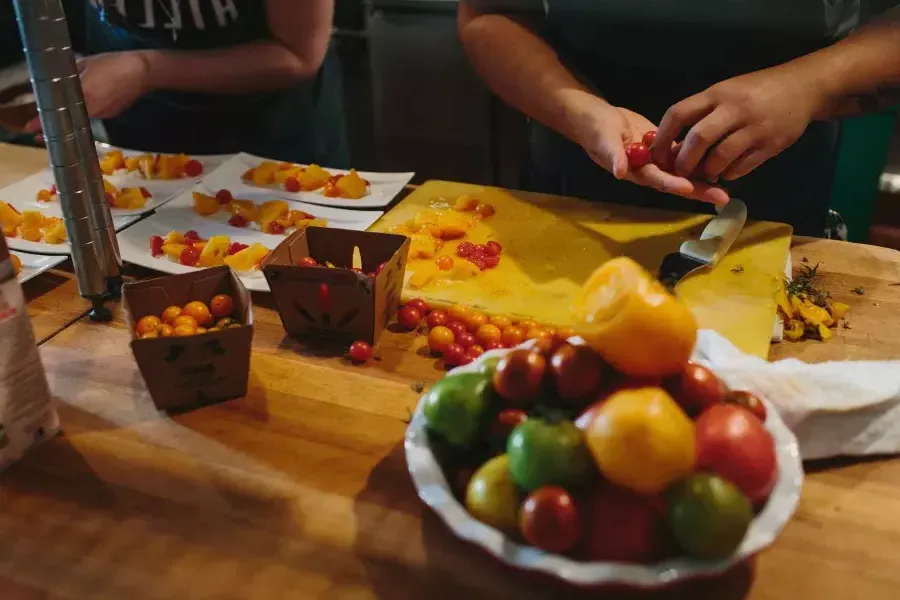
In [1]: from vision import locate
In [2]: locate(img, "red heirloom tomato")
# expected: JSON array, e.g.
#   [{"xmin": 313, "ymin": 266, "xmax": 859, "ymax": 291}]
[
  {"xmin": 664, "ymin": 362, "xmax": 726, "ymax": 416},
  {"xmin": 549, "ymin": 344, "xmax": 607, "ymax": 408},
  {"xmin": 725, "ymin": 390, "xmax": 768, "ymax": 422},
  {"xmin": 695, "ymin": 404, "xmax": 778, "ymax": 505},
  {"xmin": 520, "ymin": 486, "xmax": 582, "ymax": 553},
  {"xmin": 580, "ymin": 485, "xmax": 670, "ymax": 563},
  {"xmin": 492, "ymin": 349, "xmax": 547, "ymax": 407}
]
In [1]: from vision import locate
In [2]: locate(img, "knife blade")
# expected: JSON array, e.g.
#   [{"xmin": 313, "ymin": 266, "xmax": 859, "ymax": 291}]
[{"xmin": 659, "ymin": 198, "xmax": 748, "ymax": 290}]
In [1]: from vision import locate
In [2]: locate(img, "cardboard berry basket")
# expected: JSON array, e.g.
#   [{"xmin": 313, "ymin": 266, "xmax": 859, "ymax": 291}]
[
  {"xmin": 404, "ymin": 336, "xmax": 804, "ymax": 589},
  {"xmin": 261, "ymin": 226, "xmax": 409, "ymax": 346},
  {"xmin": 123, "ymin": 265, "xmax": 253, "ymax": 413}
]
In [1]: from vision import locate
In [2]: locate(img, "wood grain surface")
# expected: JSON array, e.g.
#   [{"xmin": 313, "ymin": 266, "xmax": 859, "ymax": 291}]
[{"xmin": 2, "ymin": 143, "xmax": 900, "ymax": 599}]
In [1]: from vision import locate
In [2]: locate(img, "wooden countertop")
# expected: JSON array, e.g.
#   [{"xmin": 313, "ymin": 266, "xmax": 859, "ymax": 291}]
[{"xmin": 2, "ymin": 143, "xmax": 900, "ymax": 600}]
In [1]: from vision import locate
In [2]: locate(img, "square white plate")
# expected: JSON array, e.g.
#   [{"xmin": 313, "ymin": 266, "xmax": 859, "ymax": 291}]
[
  {"xmin": 13, "ymin": 251, "xmax": 67, "ymax": 285},
  {"xmin": 199, "ymin": 152, "xmax": 414, "ymax": 209},
  {"xmin": 94, "ymin": 143, "xmax": 233, "ymax": 215},
  {"xmin": 116, "ymin": 185, "xmax": 384, "ymax": 292},
  {"xmin": 0, "ymin": 172, "xmax": 142, "ymax": 255}
]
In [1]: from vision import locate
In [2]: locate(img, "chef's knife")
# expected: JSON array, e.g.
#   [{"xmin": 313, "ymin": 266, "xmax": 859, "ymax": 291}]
[{"xmin": 659, "ymin": 198, "xmax": 748, "ymax": 290}]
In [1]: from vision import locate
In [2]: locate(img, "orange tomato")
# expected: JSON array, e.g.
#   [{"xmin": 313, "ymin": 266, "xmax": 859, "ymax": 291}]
[
  {"xmin": 428, "ymin": 326, "xmax": 455, "ymax": 354},
  {"xmin": 159, "ymin": 324, "xmax": 174, "ymax": 337},
  {"xmin": 435, "ymin": 255, "xmax": 454, "ymax": 271},
  {"xmin": 525, "ymin": 327, "xmax": 550, "ymax": 341},
  {"xmin": 556, "ymin": 326, "xmax": 576, "ymax": 341},
  {"xmin": 518, "ymin": 319, "xmax": 537, "ymax": 332},
  {"xmin": 161, "ymin": 305, "xmax": 182, "ymax": 325},
  {"xmin": 196, "ymin": 327, "xmax": 208, "ymax": 335},
  {"xmin": 173, "ymin": 314, "xmax": 198, "ymax": 329},
  {"xmin": 173, "ymin": 324, "xmax": 196, "ymax": 337},
  {"xmin": 135, "ymin": 315, "xmax": 161, "ymax": 336},
  {"xmin": 447, "ymin": 304, "xmax": 470, "ymax": 322},
  {"xmin": 572, "ymin": 257, "xmax": 697, "ymax": 378},
  {"xmin": 489, "ymin": 315, "xmax": 512, "ymax": 329},
  {"xmin": 475, "ymin": 324, "xmax": 502, "ymax": 346},
  {"xmin": 140, "ymin": 330, "xmax": 159, "ymax": 339},
  {"xmin": 182, "ymin": 301, "xmax": 212, "ymax": 326},
  {"xmin": 501, "ymin": 325, "xmax": 525, "ymax": 348},
  {"xmin": 464, "ymin": 311, "xmax": 488, "ymax": 332},
  {"xmin": 209, "ymin": 294, "xmax": 234, "ymax": 318}
]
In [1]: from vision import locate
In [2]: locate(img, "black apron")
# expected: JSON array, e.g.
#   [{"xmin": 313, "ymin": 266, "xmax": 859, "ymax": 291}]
[
  {"xmin": 83, "ymin": 0, "xmax": 348, "ymax": 167},
  {"xmin": 525, "ymin": 0, "xmax": 862, "ymax": 236}
]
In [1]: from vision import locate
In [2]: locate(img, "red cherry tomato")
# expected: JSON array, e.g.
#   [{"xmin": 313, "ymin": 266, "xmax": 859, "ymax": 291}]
[
  {"xmin": 456, "ymin": 331, "xmax": 476, "ymax": 349},
  {"xmin": 482, "ymin": 254, "xmax": 500, "ymax": 269},
  {"xmin": 489, "ymin": 408, "xmax": 528, "ymax": 441},
  {"xmin": 473, "ymin": 244, "xmax": 487, "ymax": 254},
  {"xmin": 227, "ymin": 242, "xmax": 248, "ymax": 255},
  {"xmin": 297, "ymin": 256, "xmax": 319, "ymax": 267},
  {"xmin": 492, "ymin": 349, "xmax": 546, "ymax": 407},
  {"xmin": 228, "ymin": 214, "xmax": 249, "ymax": 228},
  {"xmin": 466, "ymin": 345, "xmax": 484, "ymax": 359},
  {"xmin": 483, "ymin": 341, "xmax": 503, "ymax": 351},
  {"xmin": 407, "ymin": 298, "xmax": 429, "ymax": 315},
  {"xmin": 267, "ymin": 221, "xmax": 286, "ymax": 235},
  {"xmin": 397, "ymin": 306, "xmax": 422, "ymax": 330},
  {"xmin": 446, "ymin": 321, "xmax": 468, "ymax": 339},
  {"xmin": 501, "ymin": 325, "xmax": 526, "ymax": 348},
  {"xmin": 442, "ymin": 343, "xmax": 466, "ymax": 367},
  {"xmin": 471, "ymin": 257, "xmax": 488, "ymax": 271},
  {"xmin": 149, "ymin": 235, "xmax": 164, "ymax": 257},
  {"xmin": 725, "ymin": 390, "xmax": 768, "ymax": 422},
  {"xmin": 349, "ymin": 341, "xmax": 373, "ymax": 363},
  {"xmin": 284, "ymin": 177, "xmax": 301, "ymax": 193},
  {"xmin": 520, "ymin": 486, "xmax": 582, "ymax": 553},
  {"xmin": 642, "ymin": 130, "xmax": 658, "ymax": 147},
  {"xmin": 456, "ymin": 242, "xmax": 475, "ymax": 258},
  {"xmin": 549, "ymin": 343, "xmax": 608, "ymax": 407},
  {"xmin": 625, "ymin": 142, "xmax": 651, "ymax": 169},
  {"xmin": 695, "ymin": 404, "xmax": 778, "ymax": 505},
  {"xmin": 485, "ymin": 241, "xmax": 503, "ymax": 256},
  {"xmin": 436, "ymin": 255, "xmax": 454, "ymax": 271},
  {"xmin": 179, "ymin": 246, "xmax": 200, "ymax": 266},
  {"xmin": 216, "ymin": 189, "xmax": 234, "ymax": 205},
  {"xmin": 140, "ymin": 187, "xmax": 152, "ymax": 198},
  {"xmin": 184, "ymin": 159, "xmax": 203, "ymax": 177},
  {"xmin": 184, "ymin": 230, "xmax": 200, "ymax": 243},
  {"xmin": 664, "ymin": 362, "xmax": 726, "ymax": 416},
  {"xmin": 580, "ymin": 485, "xmax": 670, "ymax": 562},
  {"xmin": 426, "ymin": 310, "xmax": 449, "ymax": 329}
]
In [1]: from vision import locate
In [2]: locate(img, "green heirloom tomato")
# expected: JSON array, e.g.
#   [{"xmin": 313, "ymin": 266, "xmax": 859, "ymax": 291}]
[
  {"xmin": 507, "ymin": 418, "xmax": 594, "ymax": 492},
  {"xmin": 667, "ymin": 473, "xmax": 753, "ymax": 559},
  {"xmin": 423, "ymin": 373, "xmax": 493, "ymax": 448},
  {"xmin": 465, "ymin": 455, "xmax": 521, "ymax": 532}
]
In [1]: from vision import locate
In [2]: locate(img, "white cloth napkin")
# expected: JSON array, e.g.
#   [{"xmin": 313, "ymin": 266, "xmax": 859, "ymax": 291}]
[{"xmin": 692, "ymin": 330, "xmax": 900, "ymax": 460}]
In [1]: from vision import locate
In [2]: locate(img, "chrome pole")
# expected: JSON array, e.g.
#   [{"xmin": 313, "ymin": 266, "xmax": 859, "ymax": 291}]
[{"xmin": 12, "ymin": 0, "xmax": 121, "ymax": 321}]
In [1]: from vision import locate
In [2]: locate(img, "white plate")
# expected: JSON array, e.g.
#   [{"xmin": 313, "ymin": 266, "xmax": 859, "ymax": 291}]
[
  {"xmin": 0, "ymin": 172, "xmax": 142, "ymax": 255},
  {"xmin": 116, "ymin": 186, "xmax": 384, "ymax": 292},
  {"xmin": 405, "ymin": 336, "xmax": 804, "ymax": 589},
  {"xmin": 12, "ymin": 251, "xmax": 67, "ymax": 284},
  {"xmin": 198, "ymin": 152, "xmax": 414, "ymax": 209},
  {"xmin": 94, "ymin": 143, "xmax": 233, "ymax": 215}
]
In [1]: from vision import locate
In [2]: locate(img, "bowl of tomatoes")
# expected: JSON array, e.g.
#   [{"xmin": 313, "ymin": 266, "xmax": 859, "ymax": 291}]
[{"xmin": 404, "ymin": 259, "xmax": 803, "ymax": 588}]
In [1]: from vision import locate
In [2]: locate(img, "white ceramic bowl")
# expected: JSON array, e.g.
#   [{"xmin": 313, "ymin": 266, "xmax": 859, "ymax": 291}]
[{"xmin": 404, "ymin": 340, "xmax": 804, "ymax": 589}]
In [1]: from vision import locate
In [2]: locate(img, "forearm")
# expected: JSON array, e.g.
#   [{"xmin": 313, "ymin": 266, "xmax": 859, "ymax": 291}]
[
  {"xmin": 458, "ymin": 1, "xmax": 605, "ymax": 148},
  {"xmin": 140, "ymin": 40, "xmax": 323, "ymax": 96},
  {"xmin": 800, "ymin": 7, "xmax": 900, "ymax": 118}
]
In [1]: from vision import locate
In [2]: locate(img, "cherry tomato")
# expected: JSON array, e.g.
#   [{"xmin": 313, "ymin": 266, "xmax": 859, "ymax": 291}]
[
  {"xmin": 284, "ymin": 177, "xmax": 301, "ymax": 193},
  {"xmin": 173, "ymin": 324, "xmax": 196, "ymax": 337},
  {"xmin": 161, "ymin": 305, "xmax": 182, "ymax": 325},
  {"xmin": 183, "ymin": 230, "xmax": 200, "ymax": 243},
  {"xmin": 456, "ymin": 331, "xmax": 476, "ymax": 348},
  {"xmin": 642, "ymin": 130, "xmax": 658, "ymax": 147},
  {"xmin": 475, "ymin": 203, "xmax": 495, "ymax": 217},
  {"xmin": 526, "ymin": 327, "xmax": 551, "ymax": 341},
  {"xmin": 228, "ymin": 242, "xmax": 248, "ymax": 255},
  {"xmin": 179, "ymin": 246, "xmax": 200, "ymax": 266},
  {"xmin": 531, "ymin": 334, "xmax": 565, "ymax": 357},
  {"xmin": 489, "ymin": 315, "xmax": 511, "ymax": 329},
  {"xmin": 447, "ymin": 304, "xmax": 470, "ymax": 322},
  {"xmin": 725, "ymin": 390, "xmax": 767, "ymax": 422},
  {"xmin": 485, "ymin": 241, "xmax": 503, "ymax": 256},
  {"xmin": 446, "ymin": 321, "xmax": 468, "ymax": 339},
  {"xmin": 407, "ymin": 298, "xmax": 429, "ymax": 315},
  {"xmin": 475, "ymin": 324, "xmax": 502, "ymax": 347},
  {"xmin": 426, "ymin": 310, "xmax": 449, "ymax": 329},
  {"xmin": 173, "ymin": 314, "xmax": 198, "ymax": 329},
  {"xmin": 215, "ymin": 189, "xmax": 234, "ymax": 205},
  {"xmin": 489, "ymin": 408, "xmax": 528, "ymax": 441},
  {"xmin": 140, "ymin": 187, "xmax": 152, "ymax": 198},
  {"xmin": 471, "ymin": 257, "xmax": 488, "ymax": 271},
  {"xmin": 456, "ymin": 242, "xmax": 475, "ymax": 258},
  {"xmin": 550, "ymin": 344, "xmax": 608, "ymax": 407},
  {"xmin": 135, "ymin": 315, "xmax": 161, "ymax": 336},
  {"xmin": 464, "ymin": 311, "xmax": 488, "ymax": 332},
  {"xmin": 466, "ymin": 345, "xmax": 484, "ymax": 359},
  {"xmin": 435, "ymin": 255, "xmax": 454, "ymax": 270},
  {"xmin": 182, "ymin": 301, "xmax": 213, "ymax": 326},
  {"xmin": 149, "ymin": 235, "xmax": 164, "ymax": 257},
  {"xmin": 625, "ymin": 142, "xmax": 651, "ymax": 169},
  {"xmin": 184, "ymin": 159, "xmax": 203, "ymax": 177},
  {"xmin": 209, "ymin": 294, "xmax": 234, "ymax": 318},
  {"xmin": 442, "ymin": 343, "xmax": 466, "ymax": 367},
  {"xmin": 581, "ymin": 485, "xmax": 670, "ymax": 563},
  {"xmin": 349, "ymin": 340, "xmax": 373, "ymax": 363},
  {"xmin": 484, "ymin": 341, "xmax": 503, "ymax": 351},
  {"xmin": 520, "ymin": 487, "xmax": 582, "ymax": 553},
  {"xmin": 396, "ymin": 306, "xmax": 421, "ymax": 330},
  {"xmin": 473, "ymin": 244, "xmax": 487, "ymax": 255},
  {"xmin": 664, "ymin": 362, "xmax": 726, "ymax": 416},
  {"xmin": 297, "ymin": 256, "xmax": 319, "ymax": 267},
  {"xmin": 501, "ymin": 325, "xmax": 525, "ymax": 348},
  {"xmin": 228, "ymin": 214, "xmax": 249, "ymax": 228},
  {"xmin": 482, "ymin": 254, "xmax": 500, "ymax": 269},
  {"xmin": 428, "ymin": 326, "xmax": 455, "ymax": 354},
  {"xmin": 695, "ymin": 404, "xmax": 778, "ymax": 505},
  {"xmin": 493, "ymin": 349, "xmax": 547, "ymax": 407},
  {"xmin": 159, "ymin": 324, "xmax": 174, "ymax": 337}
]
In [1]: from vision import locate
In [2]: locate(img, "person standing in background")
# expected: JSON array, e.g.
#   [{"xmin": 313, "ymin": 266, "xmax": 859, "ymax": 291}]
[
  {"xmin": 458, "ymin": 1, "xmax": 900, "ymax": 236},
  {"xmin": 27, "ymin": 0, "xmax": 348, "ymax": 167}
]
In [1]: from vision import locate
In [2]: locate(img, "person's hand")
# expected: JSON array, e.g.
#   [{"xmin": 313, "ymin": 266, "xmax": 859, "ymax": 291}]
[
  {"xmin": 577, "ymin": 100, "xmax": 729, "ymax": 205},
  {"xmin": 25, "ymin": 51, "xmax": 152, "ymax": 134},
  {"xmin": 653, "ymin": 64, "xmax": 822, "ymax": 182}
]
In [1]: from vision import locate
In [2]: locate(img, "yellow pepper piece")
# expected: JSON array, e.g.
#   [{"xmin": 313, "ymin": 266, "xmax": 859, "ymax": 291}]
[
  {"xmin": 775, "ymin": 284, "xmax": 793, "ymax": 319},
  {"xmin": 192, "ymin": 192, "xmax": 220, "ymax": 216},
  {"xmin": 798, "ymin": 301, "xmax": 831, "ymax": 326},
  {"xmin": 785, "ymin": 319, "xmax": 805, "ymax": 340},
  {"xmin": 198, "ymin": 235, "xmax": 230, "ymax": 267},
  {"xmin": 830, "ymin": 302, "xmax": 850, "ymax": 322},
  {"xmin": 299, "ymin": 164, "xmax": 331, "ymax": 190},
  {"xmin": 229, "ymin": 199, "xmax": 259, "ymax": 222},
  {"xmin": 161, "ymin": 243, "xmax": 187, "ymax": 259},
  {"xmin": 586, "ymin": 387, "xmax": 696, "ymax": 495},
  {"xmin": 163, "ymin": 231, "xmax": 185, "ymax": 245},
  {"xmin": 252, "ymin": 161, "xmax": 281, "ymax": 186},
  {"xmin": 335, "ymin": 169, "xmax": 368, "ymax": 199},
  {"xmin": 818, "ymin": 323, "xmax": 833, "ymax": 341},
  {"xmin": 0, "ymin": 200, "xmax": 24, "ymax": 228}
]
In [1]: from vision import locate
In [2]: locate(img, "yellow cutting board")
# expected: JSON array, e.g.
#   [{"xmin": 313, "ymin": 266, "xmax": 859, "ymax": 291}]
[{"xmin": 370, "ymin": 181, "xmax": 792, "ymax": 358}]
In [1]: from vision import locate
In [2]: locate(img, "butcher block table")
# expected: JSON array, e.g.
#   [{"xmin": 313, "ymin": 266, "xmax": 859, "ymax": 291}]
[{"xmin": 2, "ymin": 143, "xmax": 900, "ymax": 600}]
